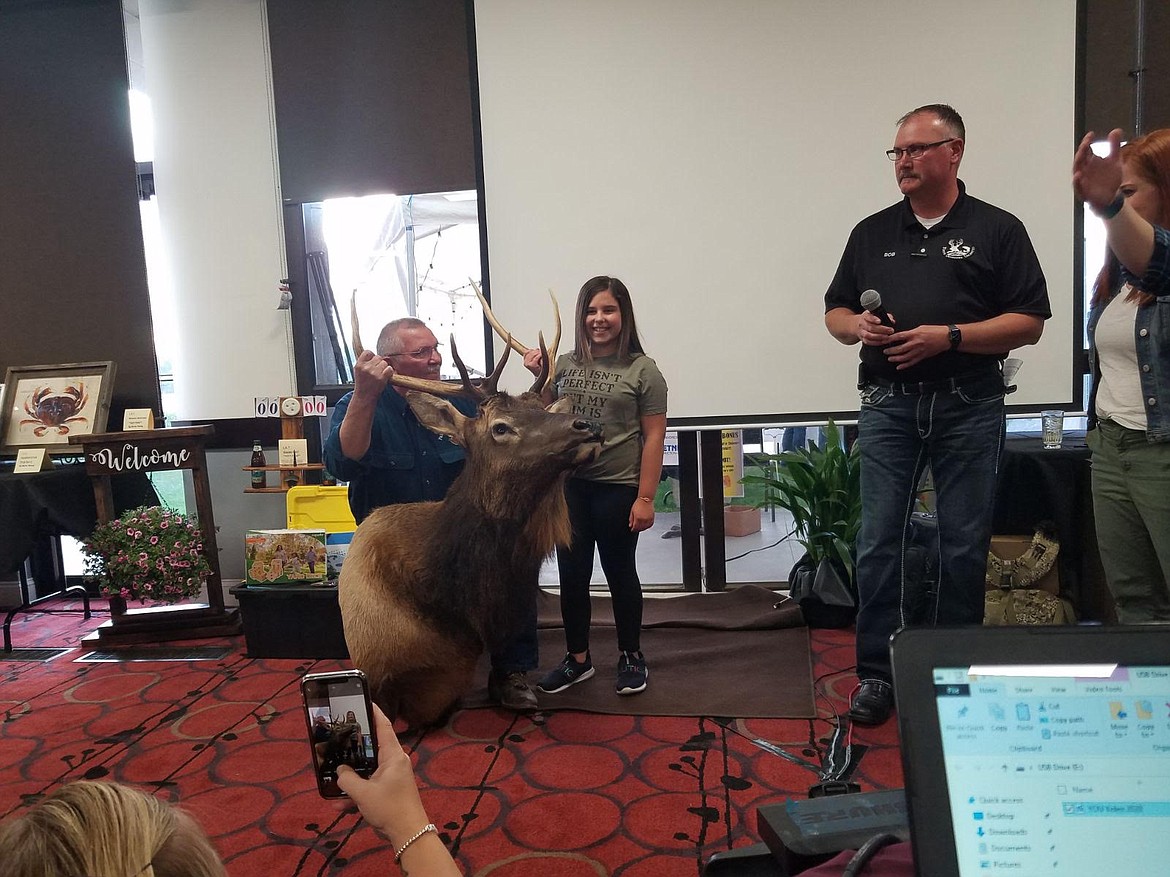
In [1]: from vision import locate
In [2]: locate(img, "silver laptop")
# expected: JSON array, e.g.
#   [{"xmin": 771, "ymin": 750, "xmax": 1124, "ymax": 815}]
[{"xmin": 890, "ymin": 624, "xmax": 1170, "ymax": 876}]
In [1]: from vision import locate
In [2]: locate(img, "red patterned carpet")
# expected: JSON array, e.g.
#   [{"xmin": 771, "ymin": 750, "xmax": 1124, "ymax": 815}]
[{"xmin": 0, "ymin": 601, "xmax": 903, "ymax": 875}]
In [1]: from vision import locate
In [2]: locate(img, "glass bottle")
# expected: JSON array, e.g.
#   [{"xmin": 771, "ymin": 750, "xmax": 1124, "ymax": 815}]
[{"xmin": 250, "ymin": 440, "xmax": 267, "ymax": 489}]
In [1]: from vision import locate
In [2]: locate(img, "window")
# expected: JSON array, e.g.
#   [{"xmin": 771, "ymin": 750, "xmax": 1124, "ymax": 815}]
[{"xmin": 300, "ymin": 192, "xmax": 487, "ymax": 386}]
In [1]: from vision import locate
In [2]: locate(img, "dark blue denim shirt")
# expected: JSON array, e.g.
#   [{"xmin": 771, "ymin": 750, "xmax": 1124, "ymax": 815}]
[
  {"xmin": 323, "ymin": 388, "xmax": 477, "ymax": 523},
  {"xmin": 1087, "ymin": 225, "xmax": 1170, "ymax": 442}
]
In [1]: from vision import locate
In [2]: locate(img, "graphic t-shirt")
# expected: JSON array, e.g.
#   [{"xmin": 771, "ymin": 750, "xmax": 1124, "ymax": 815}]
[{"xmin": 554, "ymin": 353, "xmax": 668, "ymax": 485}]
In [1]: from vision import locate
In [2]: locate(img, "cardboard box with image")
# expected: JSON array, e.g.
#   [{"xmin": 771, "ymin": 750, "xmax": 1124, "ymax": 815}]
[{"xmin": 244, "ymin": 528, "xmax": 327, "ymax": 584}]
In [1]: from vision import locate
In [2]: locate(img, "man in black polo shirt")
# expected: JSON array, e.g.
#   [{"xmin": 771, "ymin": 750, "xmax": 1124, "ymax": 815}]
[{"xmin": 824, "ymin": 104, "xmax": 1050, "ymax": 725}]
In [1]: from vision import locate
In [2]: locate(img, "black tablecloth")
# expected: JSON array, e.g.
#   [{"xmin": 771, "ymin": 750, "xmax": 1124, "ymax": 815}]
[
  {"xmin": 0, "ymin": 466, "xmax": 158, "ymax": 574},
  {"xmin": 995, "ymin": 434, "xmax": 1089, "ymax": 544},
  {"xmin": 993, "ymin": 434, "xmax": 1111, "ymax": 621}
]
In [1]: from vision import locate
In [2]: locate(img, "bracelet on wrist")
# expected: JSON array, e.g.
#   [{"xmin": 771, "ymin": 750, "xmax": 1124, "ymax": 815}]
[
  {"xmin": 394, "ymin": 823, "xmax": 437, "ymax": 863},
  {"xmin": 1091, "ymin": 192, "xmax": 1125, "ymax": 220},
  {"xmin": 637, "ymin": 496, "xmax": 653, "ymax": 503}
]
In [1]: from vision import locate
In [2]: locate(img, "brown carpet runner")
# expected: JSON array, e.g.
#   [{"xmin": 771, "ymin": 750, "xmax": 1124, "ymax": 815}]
[{"xmin": 465, "ymin": 585, "xmax": 815, "ymax": 718}]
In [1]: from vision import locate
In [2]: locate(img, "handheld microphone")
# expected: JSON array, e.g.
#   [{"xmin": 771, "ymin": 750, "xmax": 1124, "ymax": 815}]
[{"xmin": 859, "ymin": 289, "xmax": 895, "ymax": 328}]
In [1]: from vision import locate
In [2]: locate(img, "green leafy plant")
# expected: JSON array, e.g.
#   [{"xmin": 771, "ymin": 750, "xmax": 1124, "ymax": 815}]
[
  {"xmin": 741, "ymin": 420, "xmax": 862, "ymax": 578},
  {"xmin": 82, "ymin": 505, "xmax": 212, "ymax": 603}
]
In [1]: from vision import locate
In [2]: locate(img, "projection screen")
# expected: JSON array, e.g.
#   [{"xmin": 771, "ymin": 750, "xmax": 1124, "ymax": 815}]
[{"xmin": 472, "ymin": 0, "xmax": 1078, "ymax": 426}]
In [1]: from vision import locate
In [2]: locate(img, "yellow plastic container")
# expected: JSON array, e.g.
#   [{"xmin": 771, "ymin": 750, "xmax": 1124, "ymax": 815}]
[{"xmin": 285, "ymin": 485, "xmax": 355, "ymax": 534}]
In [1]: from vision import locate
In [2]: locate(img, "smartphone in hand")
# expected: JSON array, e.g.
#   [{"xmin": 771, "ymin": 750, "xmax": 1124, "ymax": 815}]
[{"xmin": 301, "ymin": 669, "xmax": 379, "ymax": 798}]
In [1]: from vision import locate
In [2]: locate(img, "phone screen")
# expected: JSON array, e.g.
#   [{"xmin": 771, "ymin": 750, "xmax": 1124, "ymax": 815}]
[{"xmin": 301, "ymin": 670, "xmax": 379, "ymax": 798}]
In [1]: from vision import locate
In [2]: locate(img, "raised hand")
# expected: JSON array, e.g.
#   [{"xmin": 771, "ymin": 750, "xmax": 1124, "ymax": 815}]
[
  {"xmin": 351, "ymin": 349, "xmax": 395, "ymax": 400},
  {"xmin": 1072, "ymin": 128, "xmax": 1124, "ymax": 211},
  {"xmin": 522, "ymin": 347, "xmax": 545, "ymax": 377}
]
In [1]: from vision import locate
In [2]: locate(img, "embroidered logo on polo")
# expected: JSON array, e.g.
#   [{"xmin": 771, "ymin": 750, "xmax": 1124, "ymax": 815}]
[{"xmin": 943, "ymin": 239, "xmax": 974, "ymax": 259}]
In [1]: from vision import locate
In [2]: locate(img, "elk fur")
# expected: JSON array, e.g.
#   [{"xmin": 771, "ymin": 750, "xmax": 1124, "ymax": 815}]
[{"xmin": 339, "ymin": 375, "xmax": 599, "ymax": 726}]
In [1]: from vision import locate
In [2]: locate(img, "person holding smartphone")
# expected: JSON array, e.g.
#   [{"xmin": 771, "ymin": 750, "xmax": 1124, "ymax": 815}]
[
  {"xmin": 337, "ymin": 703, "xmax": 461, "ymax": 875},
  {"xmin": 0, "ymin": 707, "xmax": 460, "ymax": 876}
]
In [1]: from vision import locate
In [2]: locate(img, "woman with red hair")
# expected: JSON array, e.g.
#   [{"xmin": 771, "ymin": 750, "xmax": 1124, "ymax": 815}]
[{"xmin": 1074, "ymin": 127, "xmax": 1170, "ymax": 622}]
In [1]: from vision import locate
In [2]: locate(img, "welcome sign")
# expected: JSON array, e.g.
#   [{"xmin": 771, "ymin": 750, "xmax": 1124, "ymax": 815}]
[{"xmin": 76, "ymin": 427, "xmax": 205, "ymax": 476}]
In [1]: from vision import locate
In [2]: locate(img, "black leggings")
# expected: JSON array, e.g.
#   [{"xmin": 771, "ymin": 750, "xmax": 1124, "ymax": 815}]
[{"xmin": 556, "ymin": 479, "xmax": 643, "ymax": 654}]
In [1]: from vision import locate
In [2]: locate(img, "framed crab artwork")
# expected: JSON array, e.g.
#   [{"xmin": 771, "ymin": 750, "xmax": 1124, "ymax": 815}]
[{"xmin": 0, "ymin": 362, "xmax": 116, "ymax": 455}]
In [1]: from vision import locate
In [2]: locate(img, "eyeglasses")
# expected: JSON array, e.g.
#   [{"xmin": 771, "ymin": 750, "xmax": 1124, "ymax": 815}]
[
  {"xmin": 886, "ymin": 138, "xmax": 956, "ymax": 161},
  {"xmin": 386, "ymin": 344, "xmax": 442, "ymax": 361}
]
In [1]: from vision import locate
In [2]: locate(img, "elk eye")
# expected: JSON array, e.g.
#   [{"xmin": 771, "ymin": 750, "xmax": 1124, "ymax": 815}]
[{"xmin": 492, "ymin": 422, "xmax": 510, "ymax": 436}]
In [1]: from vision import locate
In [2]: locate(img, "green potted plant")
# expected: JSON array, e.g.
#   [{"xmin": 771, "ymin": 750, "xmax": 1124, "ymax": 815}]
[
  {"xmin": 82, "ymin": 505, "xmax": 213, "ymax": 615},
  {"xmin": 741, "ymin": 420, "xmax": 861, "ymax": 627}
]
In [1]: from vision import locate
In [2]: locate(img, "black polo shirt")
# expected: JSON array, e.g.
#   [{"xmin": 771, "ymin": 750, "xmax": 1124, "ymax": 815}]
[{"xmin": 825, "ymin": 180, "xmax": 1051, "ymax": 383}]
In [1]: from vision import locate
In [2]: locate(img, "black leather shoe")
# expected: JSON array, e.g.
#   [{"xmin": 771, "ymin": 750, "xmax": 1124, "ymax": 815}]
[{"xmin": 848, "ymin": 680, "xmax": 894, "ymax": 725}]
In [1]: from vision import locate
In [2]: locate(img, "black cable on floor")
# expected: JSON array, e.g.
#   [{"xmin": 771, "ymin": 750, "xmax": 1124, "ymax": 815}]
[
  {"xmin": 725, "ymin": 526, "xmax": 798, "ymax": 563},
  {"xmin": 843, "ymin": 832, "xmax": 902, "ymax": 876}
]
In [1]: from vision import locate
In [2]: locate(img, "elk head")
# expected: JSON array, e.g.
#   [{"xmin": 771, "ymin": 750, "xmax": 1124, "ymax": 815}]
[
  {"xmin": 403, "ymin": 333, "xmax": 600, "ymax": 518},
  {"xmin": 407, "ymin": 390, "xmax": 600, "ymax": 515},
  {"xmin": 349, "ymin": 293, "xmax": 599, "ymax": 517}
]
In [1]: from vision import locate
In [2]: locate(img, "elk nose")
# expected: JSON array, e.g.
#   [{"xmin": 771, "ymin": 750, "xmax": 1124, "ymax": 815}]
[{"xmin": 574, "ymin": 419, "xmax": 602, "ymax": 437}]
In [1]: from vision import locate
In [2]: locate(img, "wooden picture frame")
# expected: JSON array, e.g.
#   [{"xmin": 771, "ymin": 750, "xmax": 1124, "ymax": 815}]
[{"xmin": 0, "ymin": 361, "xmax": 116, "ymax": 455}]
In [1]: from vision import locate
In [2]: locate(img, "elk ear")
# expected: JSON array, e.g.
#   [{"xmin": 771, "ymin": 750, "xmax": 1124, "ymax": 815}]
[
  {"xmin": 546, "ymin": 396, "xmax": 573, "ymax": 415},
  {"xmin": 404, "ymin": 391, "xmax": 470, "ymax": 446}
]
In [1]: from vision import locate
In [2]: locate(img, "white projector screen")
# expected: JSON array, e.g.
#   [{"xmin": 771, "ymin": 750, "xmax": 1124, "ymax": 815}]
[{"xmin": 472, "ymin": 0, "xmax": 1078, "ymax": 426}]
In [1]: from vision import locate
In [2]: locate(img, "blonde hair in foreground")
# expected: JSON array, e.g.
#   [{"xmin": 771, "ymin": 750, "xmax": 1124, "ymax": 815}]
[{"xmin": 0, "ymin": 780, "xmax": 226, "ymax": 877}]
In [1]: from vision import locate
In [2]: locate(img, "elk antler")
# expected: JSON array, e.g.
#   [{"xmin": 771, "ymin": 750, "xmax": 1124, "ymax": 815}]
[
  {"xmin": 386, "ymin": 334, "xmax": 515, "ymax": 401},
  {"xmin": 350, "ymin": 292, "xmax": 365, "ymax": 358},
  {"xmin": 350, "ymin": 291, "xmax": 527, "ymax": 401},
  {"xmin": 472, "ymin": 280, "xmax": 527, "ymax": 355},
  {"xmin": 387, "ymin": 371, "xmax": 471, "ymax": 398},
  {"xmin": 351, "ymin": 303, "xmax": 477, "ymax": 399},
  {"xmin": 547, "ymin": 299, "xmax": 561, "ymax": 368},
  {"xmin": 450, "ymin": 333, "xmax": 511, "ymax": 400},
  {"xmin": 528, "ymin": 331, "xmax": 551, "ymax": 395},
  {"xmin": 470, "ymin": 279, "xmax": 561, "ymax": 395}
]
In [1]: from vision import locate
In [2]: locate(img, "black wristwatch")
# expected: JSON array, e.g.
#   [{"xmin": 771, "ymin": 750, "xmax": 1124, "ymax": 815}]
[{"xmin": 947, "ymin": 324, "xmax": 962, "ymax": 350}]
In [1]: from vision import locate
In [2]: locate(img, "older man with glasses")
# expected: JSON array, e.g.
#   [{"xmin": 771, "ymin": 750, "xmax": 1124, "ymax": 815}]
[
  {"xmin": 323, "ymin": 317, "xmax": 540, "ymax": 712},
  {"xmin": 823, "ymin": 104, "xmax": 1051, "ymax": 725}
]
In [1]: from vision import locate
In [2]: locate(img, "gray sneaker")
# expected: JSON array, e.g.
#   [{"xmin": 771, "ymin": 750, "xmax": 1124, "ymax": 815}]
[
  {"xmin": 538, "ymin": 653, "xmax": 595, "ymax": 693},
  {"xmin": 488, "ymin": 671, "xmax": 538, "ymax": 711},
  {"xmin": 615, "ymin": 650, "xmax": 648, "ymax": 695}
]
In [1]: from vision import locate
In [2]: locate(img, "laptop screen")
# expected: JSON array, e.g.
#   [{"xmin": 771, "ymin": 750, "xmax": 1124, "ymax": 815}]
[
  {"xmin": 891, "ymin": 626, "xmax": 1170, "ymax": 877},
  {"xmin": 933, "ymin": 662, "xmax": 1170, "ymax": 874}
]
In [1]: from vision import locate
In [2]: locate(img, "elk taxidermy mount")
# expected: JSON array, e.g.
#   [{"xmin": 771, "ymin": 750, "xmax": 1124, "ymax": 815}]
[{"xmin": 339, "ymin": 292, "xmax": 600, "ymax": 725}]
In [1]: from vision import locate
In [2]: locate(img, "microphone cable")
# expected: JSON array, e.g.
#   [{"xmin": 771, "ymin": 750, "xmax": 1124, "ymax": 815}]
[{"xmin": 842, "ymin": 832, "xmax": 903, "ymax": 877}]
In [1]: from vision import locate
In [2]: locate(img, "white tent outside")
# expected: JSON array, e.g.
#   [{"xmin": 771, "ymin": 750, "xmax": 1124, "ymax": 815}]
[{"xmin": 316, "ymin": 192, "xmax": 487, "ymax": 382}]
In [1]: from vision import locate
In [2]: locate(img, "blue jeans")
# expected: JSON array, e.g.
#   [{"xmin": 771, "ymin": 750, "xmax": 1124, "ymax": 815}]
[
  {"xmin": 782, "ymin": 426, "xmax": 824, "ymax": 452},
  {"xmin": 855, "ymin": 374, "xmax": 1005, "ymax": 683},
  {"xmin": 489, "ymin": 591, "xmax": 538, "ymax": 674}
]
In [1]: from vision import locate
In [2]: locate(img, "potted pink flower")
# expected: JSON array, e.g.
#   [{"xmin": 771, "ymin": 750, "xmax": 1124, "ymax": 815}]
[{"xmin": 82, "ymin": 505, "xmax": 212, "ymax": 612}]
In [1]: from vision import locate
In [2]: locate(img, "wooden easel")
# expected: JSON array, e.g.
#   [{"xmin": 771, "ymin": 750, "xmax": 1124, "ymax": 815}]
[{"xmin": 70, "ymin": 426, "xmax": 241, "ymax": 646}]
